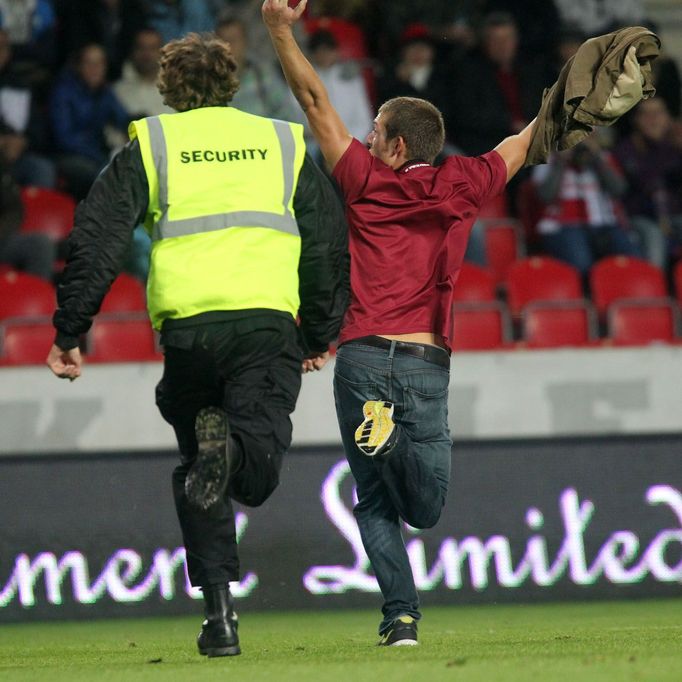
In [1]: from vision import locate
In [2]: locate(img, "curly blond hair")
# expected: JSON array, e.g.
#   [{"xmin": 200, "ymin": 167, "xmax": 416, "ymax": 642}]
[{"xmin": 157, "ymin": 32, "xmax": 240, "ymax": 112}]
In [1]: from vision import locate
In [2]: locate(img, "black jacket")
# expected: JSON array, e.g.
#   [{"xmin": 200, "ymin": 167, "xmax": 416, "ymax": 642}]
[{"xmin": 53, "ymin": 138, "xmax": 349, "ymax": 354}]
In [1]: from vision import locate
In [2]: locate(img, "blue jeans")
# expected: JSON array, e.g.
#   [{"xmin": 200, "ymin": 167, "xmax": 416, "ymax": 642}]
[
  {"xmin": 542, "ymin": 224, "xmax": 641, "ymax": 276},
  {"xmin": 333, "ymin": 339, "xmax": 452, "ymax": 634}
]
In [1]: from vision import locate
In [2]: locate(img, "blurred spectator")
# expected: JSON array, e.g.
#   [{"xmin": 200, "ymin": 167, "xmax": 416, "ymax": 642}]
[
  {"xmin": 56, "ymin": 0, "xmax": 147, "ymax": 81},
  {"xmin": 306, "ymin": 0, "xmax": 367, "ymax": 23},
  {"xmin": 123, "ymin": 226, "xmax": 151, "ymax": 281},
  {"xmin": 215, "ymin": 17, "xmax": 303, "ymax": 123},
  {"xmin": 550, "ymin": 25, "xmax": 585, "ymax": 79},
  {"xmin": 449, "ymin": 12, "xmax": 549, "ymax": 157},
  {"xmin": 647, "ymin": 22, "xmax": 681, "ymax": 119},
  {"xmin": 614, "ymin": 98, "xmax": 682, "ymax": 270},
  {"xmin": 211, "ymin": 0, "xmax": 306, "ymax": 66},
  {"xmin": 0, "ymin": 0, "xmax": 56, "ymax": 77},
  {"xmin": 0, "ymin": 30, "xmax": 56, "ymax": 188},
  {"xmin": 145, "ymin": 0, "xmax": 215, "ymax": 43},
  {"xmin": 553, "ymin": 0, "xmax": 646, "ymax": 37},
  {"xmin": 50, "ymin": 44, "xmax": 130, "ymax": 200},
  {"xmin": 0, "ymin": 160, "xmax": 55, "ymax": 280},
  {"xmin": 532, "ymin": 138, "xmax": 640, "ymax": 277},
  {"xmin": 114, "ymin": 28, "xmax": 173, "ymax": 117},
  {"xmin": 370, "ymin": 0, "xmax": 479, "ymax": 63},
  {"xmin": 308, "ymin": 30, "xmax": 373, "ymax": 143},
  {"xmin": 378, "ymin": 24, "xmax": 449, "ymax": 116},
  {"xmin": 483, "ymin": 0, "xmax": 561, "ymax": 59}
]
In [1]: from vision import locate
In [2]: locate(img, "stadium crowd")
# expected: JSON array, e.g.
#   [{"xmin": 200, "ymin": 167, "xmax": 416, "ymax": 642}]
[{"xmin": 1, "ymin": 0, "xmax": 682, "ymax": 357}]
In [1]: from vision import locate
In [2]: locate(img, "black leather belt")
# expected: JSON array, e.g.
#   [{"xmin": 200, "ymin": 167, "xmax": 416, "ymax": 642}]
[{"xmin": 347, "ymin": 335, "xmax": 450, "ymax": 368}]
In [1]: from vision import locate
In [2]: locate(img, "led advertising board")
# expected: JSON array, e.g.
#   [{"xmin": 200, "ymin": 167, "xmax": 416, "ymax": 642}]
[{"xmin": 1, "ymin": 436, "xmax": 680, "ymax": 622}]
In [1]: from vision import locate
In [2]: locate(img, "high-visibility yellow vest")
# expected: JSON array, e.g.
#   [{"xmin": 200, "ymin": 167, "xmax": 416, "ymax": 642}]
[{"xmin": 129, "ymin": 106, "xmax": 306, "ymax": 330}]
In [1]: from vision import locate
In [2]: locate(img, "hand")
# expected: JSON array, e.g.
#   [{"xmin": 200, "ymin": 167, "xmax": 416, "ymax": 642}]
[
  {"xmin": 0, "ymin": 134, "xmax": 27, "ymax": 163},
  {"xmin": 262, "ymin": 0, "xmax": 307, "ymax": 31},
  {"xmin": 46, "ymin": 344, "xmax": 83, "ymax": 381},
  {"xmin": 301, "ymin": 350, "xmax": 329, "ymax": 374}
]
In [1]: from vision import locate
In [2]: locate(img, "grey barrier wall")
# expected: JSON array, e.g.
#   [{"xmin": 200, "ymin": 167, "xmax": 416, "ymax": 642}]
[
  {"xmin": 1, "ymin": 347, "xmax": 682, "ymax": 455},
  {"xmin": 1, "ymin": 435, "xmax": 680, "ymax": 622}
]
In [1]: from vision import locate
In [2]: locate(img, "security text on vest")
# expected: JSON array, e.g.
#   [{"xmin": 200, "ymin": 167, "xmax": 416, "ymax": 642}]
[{"xmin": 180, "ymin": 149, "xmax": 269, "ymax": 163}]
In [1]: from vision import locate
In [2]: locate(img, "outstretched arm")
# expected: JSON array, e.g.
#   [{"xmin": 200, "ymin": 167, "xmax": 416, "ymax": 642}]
[
  {"xmin": 262, "ymin": 0, "xmax": 353, "ymax": 169},
  {"xmin": 494, "ymin": 118, "xmax": 537, "ymax": 182}
]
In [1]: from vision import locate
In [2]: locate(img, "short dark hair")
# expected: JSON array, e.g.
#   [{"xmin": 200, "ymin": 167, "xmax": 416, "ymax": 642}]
[
  {"xmin": 157, "ymin": 32, "xmax": 239, "ymax": 111},
  {"xmin": 308, "ymin": 30, "xmax": 338, "ymax": 53},
  {"xmin": 482, "ymin": 11, "xmax": 517, "ymax": 32},
  {"xmin": 378, "ymin": 97, "xmax": 445, "ymax": 163}
]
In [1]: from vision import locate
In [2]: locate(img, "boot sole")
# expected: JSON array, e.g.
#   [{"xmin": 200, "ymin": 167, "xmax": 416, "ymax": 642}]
[
  {"xmin": 186, "ymin": 407, "xmax": 231, "ymax": 510},
  {"xmin": 199, "ymin": 644, "xmax": 242, "ymax": 657}
]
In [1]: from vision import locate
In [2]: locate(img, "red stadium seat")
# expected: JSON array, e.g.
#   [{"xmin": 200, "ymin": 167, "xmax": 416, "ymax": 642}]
[
  {"xmin": 87, "ymin": 314, "xmax": 160, "ymax": 362},
  {"xmin": 674, "ymin": 260, "xmax": 682, "ymax": 303},
  {"xmin": 506, "ymin": 257, "xmax": 582, "ymax": 316},
  {"xmin": 100, "ymin": 274, "xmax": 147, "ymax": 314},
  {"xmin": 608, "ymin": 299, "xmax": 679, "ymax": 346},
  {"xmin": 482, "ymin": 220, "xmax": 523, "ymax": 285},
  {"xmin": 453, "ymin": 263, "xmax": 497, "ymax": 303},
  {"xmin": 451, "ymin": 302, "xmax": 511, "ymax": 351},
  {"xmin": 20, "ymin": 187, "xmax": 76, "ymax": 242},
  {"xmin": 0, "ymin": 317, "xmax": 55, "ymax": 365},
  {"xmin": 590, "ymin": 256, "xmax": 667, "ymax": 316},
  {"xmin": 478, "ymin": 193, "xmax": 509, "ymax": 219},
  {"xmin": 523, "ymin": 301, "xmax": 597, "ymax": 348},
  {"xmin": 0, "ymin": 270, "xmax": 55, "ymax": 320}
]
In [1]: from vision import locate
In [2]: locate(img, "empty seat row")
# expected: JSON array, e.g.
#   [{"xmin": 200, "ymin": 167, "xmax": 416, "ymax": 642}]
[
  {"xmin": 0, "ymin": 271, "xmax": 146, "ymax": 321},
  {"xmin": 457, "ymin": 256, "xmax": 681, "ymax": 314},
  {"xmin": 0, "ymin": 313, "xmax": 161, "ymax": 366},
  {"xmin": 1, "ymin": 256, "xmax": 681, "ymax": 364},
  {"xmin": 452, "ymin": 298, "xmax": 680, "ymax": 351}
]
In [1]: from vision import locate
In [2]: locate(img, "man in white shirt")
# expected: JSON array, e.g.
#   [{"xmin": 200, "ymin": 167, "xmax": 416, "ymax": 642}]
[
  {"xmin": 306, "ymin": 30, "xmax": 374, "ymax": 145},
  {"xmin": 114, "ymin": 28, "xmax": 173, "ymax": 117}
]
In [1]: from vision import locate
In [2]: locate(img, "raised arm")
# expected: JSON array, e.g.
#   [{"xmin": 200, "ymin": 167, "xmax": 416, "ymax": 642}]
[
  {"xmin": 262, "ymin": 0, "xmax": 353, "ymax": 169},
  {"xmin": 494, "ymin": 118, "xmax": 537, "ymax": 182}
]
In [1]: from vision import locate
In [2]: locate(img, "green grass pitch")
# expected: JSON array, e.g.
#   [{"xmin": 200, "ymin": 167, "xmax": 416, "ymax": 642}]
[{"xmin": 1, "ymin": 599, "xmax": 681, "ymax": 681}]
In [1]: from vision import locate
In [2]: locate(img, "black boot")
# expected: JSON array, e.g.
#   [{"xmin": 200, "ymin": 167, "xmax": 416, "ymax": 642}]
[{"xmin": 197, "ymin": 584, "xmax": 241, "ymax": 657}]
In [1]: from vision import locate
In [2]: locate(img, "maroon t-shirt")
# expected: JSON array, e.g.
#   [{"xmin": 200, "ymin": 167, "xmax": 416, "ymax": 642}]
[{"xmin": 332, "ymin": 138, "xmax": 507, "ymax": 351}]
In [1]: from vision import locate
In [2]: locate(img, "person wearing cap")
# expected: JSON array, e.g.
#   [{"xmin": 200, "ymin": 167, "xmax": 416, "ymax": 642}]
[{"xmin": 377, "ymin": 23, "xmax": 449, "ymax": 122}]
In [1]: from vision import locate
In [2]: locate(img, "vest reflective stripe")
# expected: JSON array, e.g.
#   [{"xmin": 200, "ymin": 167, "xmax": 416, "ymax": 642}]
[{"xmin": 145, "ymin": 115, "xmax": 299, "ymax": 241}]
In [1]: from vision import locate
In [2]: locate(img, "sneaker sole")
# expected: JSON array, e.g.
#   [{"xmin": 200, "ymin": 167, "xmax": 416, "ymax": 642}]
[
  {"xmin": 186, "ymin": 407, "xmax": 231, "ymax": 510},
  {"xmin": 355, "ymin": 401, "xmax": 395, "ymax": 456},
  {"xmin": 389, "ymin": 639, "xmax": 419, "ymax": 646}
]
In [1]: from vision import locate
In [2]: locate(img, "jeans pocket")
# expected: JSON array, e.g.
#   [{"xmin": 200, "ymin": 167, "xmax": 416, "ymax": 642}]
[
  {"xmin": 333, "ymin": 370, "xmax": 382, "ymax": 431},
  {"xmin": 401, "ymin": 385, "xmax": 449, "ymax": 443}
]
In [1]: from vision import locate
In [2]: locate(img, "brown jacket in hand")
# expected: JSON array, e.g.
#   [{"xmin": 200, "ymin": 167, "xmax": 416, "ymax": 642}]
[{"xmin": 526, "ymin": 26, "xmax": 660, "ymax": 166}]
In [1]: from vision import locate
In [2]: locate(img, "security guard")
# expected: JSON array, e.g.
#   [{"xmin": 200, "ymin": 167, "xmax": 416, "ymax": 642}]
[{"xmin": 47, "ymin": 32, "xmax": 348, "ymax": 657}]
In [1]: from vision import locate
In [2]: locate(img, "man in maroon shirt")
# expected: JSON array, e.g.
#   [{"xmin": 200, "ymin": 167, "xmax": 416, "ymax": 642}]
[{"xmin": 264, "ymin": 0, "xmax": 536, "ymax": 647}]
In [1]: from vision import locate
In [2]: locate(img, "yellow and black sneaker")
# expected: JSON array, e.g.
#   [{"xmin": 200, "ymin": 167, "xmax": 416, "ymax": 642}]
[
  {"xmin": 354, "ymin": 400, "xmax": 396, "ymax": 456},
  {"xmin": 377, "ymin": 616, "xmax": 418, "ymax": 647}
]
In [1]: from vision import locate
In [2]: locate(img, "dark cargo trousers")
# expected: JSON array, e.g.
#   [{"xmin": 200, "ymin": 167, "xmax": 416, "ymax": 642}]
[{"xmin": 156, "ymin": 314, "xmax": 303, "ymax": 587}]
